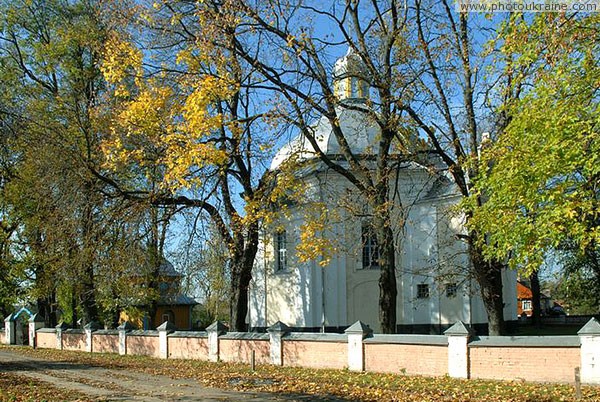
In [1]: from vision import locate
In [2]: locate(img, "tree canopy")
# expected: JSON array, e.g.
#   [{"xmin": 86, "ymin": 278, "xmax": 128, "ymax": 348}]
[{"xmin": 469, "ymin": 13, "xmax": 600, "ymax": 273}]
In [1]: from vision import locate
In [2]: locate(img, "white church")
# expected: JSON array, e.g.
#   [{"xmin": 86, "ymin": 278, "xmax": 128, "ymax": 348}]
[{"xmin": 248, "ymin": 49, "xmax": 517, "ymax": 334}]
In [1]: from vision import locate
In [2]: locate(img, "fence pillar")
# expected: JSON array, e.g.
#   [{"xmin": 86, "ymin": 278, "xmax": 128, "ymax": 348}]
[
  {"xmin": 578, "ymin": 318, "xmax": 600, "ymax": 384},
  {"xmin": 444, "ymin": 321, "xmax": 472, "ymax": 379},
  {"xmin": 55, "ymin": 322, "xmax": 69, "ymax": 350},
  {"xmin": 84, "ymin": 321, "xmax": 100, "ymax": 353},
  {"xmin": 4, "ymin": 314, "xmax": 15, "ymax": 345},
  {"xmin": 28, "ymin": 313, "xmax": 45, "ymax": 349},
  {"xmin": 207, "ymin": 321, "xmax": 227, "ymax": 362},
  {"xmin": 267, "ymin": 321, "xmax": 290, "ymax": 366},
  {"xmin": 345, "ymin": 321, "xmax": 372, "ymax": 372},
  {"xmin": 117, "ymin": 321, "xmax": 133, "ymax": 356},
  {"xmin": 157, "ymin": 321, "xmax": 176, "ymax": 359}
]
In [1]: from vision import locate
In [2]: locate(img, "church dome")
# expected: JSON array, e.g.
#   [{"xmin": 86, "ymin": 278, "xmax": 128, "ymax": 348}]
[
  {"xmin": 270, "ymin": 47, "xmax": 378, "ymax": 171},
  {"xmin": 332, "ymin": 47, "xmax": 369, "ymax": 81}
]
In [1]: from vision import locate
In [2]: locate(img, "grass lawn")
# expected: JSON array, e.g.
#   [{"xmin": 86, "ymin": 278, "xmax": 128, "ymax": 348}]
[
  {"xmin": 0, "ymin": 371, "xmax": 92, "ymax": 402},
  {"xmin": 2, "ymin": 345, "xmax": 599, "ymax": 401}
]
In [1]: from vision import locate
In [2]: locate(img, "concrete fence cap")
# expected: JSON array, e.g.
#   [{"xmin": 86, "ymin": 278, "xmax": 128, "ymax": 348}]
[
  {"xmin": 578, "ymin": 317, "xmax": 600, "ymax": 336},
  {"xmin": 206, "ymin": 321, "xmax": 228, "ymax": 335},
  {"xmin": 28, "ymin": 313, "xmax": 45, "ymax": 323},
  {"xmin": 4, "ymin": 313, "xmax": 14, "ymax": 322},
  {"xmin": 117, "ymin": 321, "xmax": 134, "ymax": 331},
  {"xmin": 157, "ymin": 320, "xmax": 177, "ymax": 332},
  {"xmin": 345, "ymin": 320, "xmax": 372, "ymax": 336},
  {"xmin": 55, "ymin": 322, "xmax": 69, "ymax": 331},
  {"xmin": 444, "ymin": 321, "xmax": 473, "ymax": 337},
  {"xmin": 267, "ymin": 321, "xmax": 290, "ymax": 334}
]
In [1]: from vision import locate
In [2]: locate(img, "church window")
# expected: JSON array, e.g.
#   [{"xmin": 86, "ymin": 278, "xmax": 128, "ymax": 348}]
[
  {"xmin": 275, "ymin": 230, "xmax": 287, "ymax": 272},
  {"xmin": 351, "ymin": 77, "xmax": 358, "ymax": 97},
  {"xmin": 345, "ymin": 78, "xmax": 351, "ymax": 98},
  {"xmin": 417, "ymin": 284, "xmax": 430, "ymax": 299},
  {"xmin": 361, "ymin": 223, "xmax": 380, "ymax": 269},
  {"xmin": 333, "ymin": 79, "xmax": 340, "ymax": 96},
  {"xmin": 359, "ymin": 80, "xmax": 368, "ymax": 98},
  {"xmin": 446, "ymin": 283, "xmax": 458, "ymax": 298}
]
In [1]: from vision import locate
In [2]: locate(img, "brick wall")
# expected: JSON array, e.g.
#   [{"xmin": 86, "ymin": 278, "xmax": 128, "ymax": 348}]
[
  {"xmin": 126, "ymin": 334, "xmax": 159, "ymax": 358},
  {"xmin": 283, "ymin": 340, "xmax": 347, "ymax": 369},
  {"xmin": 92, "ymin": 334, "xmax": 119, "ymax": 354},
  {"xmin": 36, "ymin": 330, "xmax": 56, "ymax": 349},
  {"xmin": 219, "ymin": 338, "xmax": 270, "ymax": 364},
  {"xmin": 27, "ymin": 320, "xmax": 600, "ymax": 385},
  {"xmin": 470, "ymin": 346, "xmax": 580, "ymax": 382},
  {"xmin": 168, "ymin": 336, "xmax": 208, "ymax": 360},
  {"xmin": 365, "ymin": 343, "xmax": 448, "ymax": 376},
  {"xmin": 62, "ymin": 332, "xmax": 86, "ymax": 351}
]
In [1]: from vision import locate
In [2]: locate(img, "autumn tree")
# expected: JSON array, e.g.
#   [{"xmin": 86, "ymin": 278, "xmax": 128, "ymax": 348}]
[
  {"xmin": 96, "ymin": 1, "xmax": 282, "ymax": 331},
  {"xmin": 0, "ymin": 0, "xmax": 157, "ymax": 326},
  {"xmin": 469, "ymin": 13, "xmax": 600, "ymax": 318},
  {"xmin": 188, "ymin": 0, "xmax": 427, "ymax": 334},
  {"xmin": 184, "ymin": 0, "xmax": 526, "ymax": 334}
]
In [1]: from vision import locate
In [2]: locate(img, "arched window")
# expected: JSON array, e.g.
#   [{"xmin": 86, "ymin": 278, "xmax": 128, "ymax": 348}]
[
  {"xmin": 275, "ymin": 230, "xmax": 288, "ymax": 272},
  {"xmin": 361, "ymin": 223, "xmax": 380, "ymax": 269}
]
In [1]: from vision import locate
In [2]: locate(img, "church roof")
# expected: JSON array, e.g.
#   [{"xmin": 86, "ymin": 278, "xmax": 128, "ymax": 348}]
[
  {"xmin": 158, "ymin": 259, "xmax": 181, "ymax": 277},
  {"xmin": 270, "ymin": 106, "xmax": 380, "ymax": 170},
  {"xmin": 158, "ymin": 294, "xmax": 198, "ymax": 306}
]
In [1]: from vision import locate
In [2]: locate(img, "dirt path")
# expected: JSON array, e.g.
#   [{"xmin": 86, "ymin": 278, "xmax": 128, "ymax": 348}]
[{"xmin": 0, "ymin": 350, "xmax": 329, "ymax": 401}]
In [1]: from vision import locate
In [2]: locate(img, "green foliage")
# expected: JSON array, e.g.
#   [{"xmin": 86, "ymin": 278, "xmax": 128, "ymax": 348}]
[
  {"xmin": 468, "ymin": 13, "xmax": 600, "ymax": 275},
  {"xmin": 0, "ymin": 0, "xmax": 166, "ymax": 326},
  {"xmin": 552, "ymin": 248, "xmax": 600, "ymax": 314}
]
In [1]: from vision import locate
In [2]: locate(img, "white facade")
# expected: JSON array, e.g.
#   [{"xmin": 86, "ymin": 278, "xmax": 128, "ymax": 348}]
[{"xmin": 249, "ymin": 48, "xmax": 517, "ymax": 333}]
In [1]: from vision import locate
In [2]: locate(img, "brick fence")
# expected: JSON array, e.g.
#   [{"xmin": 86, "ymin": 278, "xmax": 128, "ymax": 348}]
[{"xmin": 6, "ymin": 316, "xmax": 600, "ymax": 385}]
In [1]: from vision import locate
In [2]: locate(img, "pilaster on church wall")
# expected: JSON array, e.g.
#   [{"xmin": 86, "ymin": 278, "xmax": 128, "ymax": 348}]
[{"xmin": 248, "ymin": 235, "xmax": 268, "ymax": 328}]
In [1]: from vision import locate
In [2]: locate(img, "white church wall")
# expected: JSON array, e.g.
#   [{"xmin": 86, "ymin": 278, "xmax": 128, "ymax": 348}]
[
  {"xmin": 260, "ymin": 214, "xmax": 311, "ymax": 328},
  {"xmin": 250, "ymin": 159, "xmax": 517, "ymax": 332},
  {"xmin": 404, "ymin": 203, "xmax": 437, "ymax": 325}
]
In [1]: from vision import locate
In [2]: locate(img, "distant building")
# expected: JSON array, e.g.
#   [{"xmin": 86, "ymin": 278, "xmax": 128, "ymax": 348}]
[
  {"xmin": 517, "ymin": 281, "xmax": 551, "ymax": 317},
  {"xmin": 120, "ymin": 260, "xmax": 197, "ymax": 330}
]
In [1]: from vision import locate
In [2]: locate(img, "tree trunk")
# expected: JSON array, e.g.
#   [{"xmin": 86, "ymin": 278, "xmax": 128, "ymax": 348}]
[
  {"xmin": 146, "ymin": 260, "xmax": 161, "ymax": 329},
  {"xmin": 147, "ymin": 298, "xmax": 159, "ymax": 329},
  {"xmin": 228, "ymin": 225, "xmax": 259, "ymax": 332},
  {"xmin": 37, "ymin": 292, "xmax": 57, "ymax": 327},
  {"xmin": 377, "ymin": 224, "xmax": 397, "ymax": 334},
  {"xmin": 71, "ymin": 286, "xmax": 78, "ymax": 328},
  {"xmin": 229, "ymin": 271, "xmax": 249, "ymax": 332},
  {"xmin": 80, "ymin": 187, "xmax": 99, "ymax": 324},
  {"xmin": 229, "ymin": 257, "xmax": 255, "ymax": 332},
  {"xmin": 530, "ymin": 270, "xmax": 541, "ymax": 327},
  {"xmin": 80, "ymin": 263, "xmax": 98, "ymax": 324},
  {"xmin": 229, "ymin": 254, "xmax": 256, "ymax": 332},
  {"xmin": 373, "ymin": 186, "xmax": 397, "ymax": 334},
  {"xmin": 469, "ymin": 237, "xmax": 506, "ymax": 335}
]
